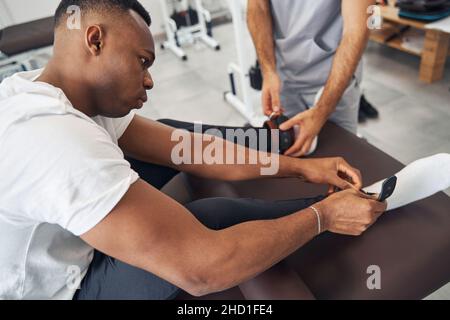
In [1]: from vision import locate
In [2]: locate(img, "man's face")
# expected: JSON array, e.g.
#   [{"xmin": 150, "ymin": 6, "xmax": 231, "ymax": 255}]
[{"xmin": 92, "ymin": 10, "xmax": 155, "ymax": 118}]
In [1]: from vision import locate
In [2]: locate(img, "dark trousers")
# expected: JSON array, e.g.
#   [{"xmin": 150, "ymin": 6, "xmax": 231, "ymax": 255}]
[{"xmin": 73, "ymin": 120, "xmax": 324, "ymax": 300}]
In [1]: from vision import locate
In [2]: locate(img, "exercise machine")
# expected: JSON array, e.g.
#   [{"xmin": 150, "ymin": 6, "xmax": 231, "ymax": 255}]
[
  {"xmin": 0, "ymin": 17, "xmax": 54, "ymax": 82},
  {"xmin": 223, "ymin": 0, "xmax": 266, "ymax": 127},
  {"xmin": 159, "ymin": 0, "xmax": 220, "ymax": 61}
]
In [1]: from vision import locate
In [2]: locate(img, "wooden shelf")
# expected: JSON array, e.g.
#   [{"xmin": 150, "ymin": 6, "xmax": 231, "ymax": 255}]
[
  {"xmin": 380, "ymin": 5, "xmax": 428, "ymax": 30},
  {"xmin": 370, "ymin": 22, "xmax": 423, "ymax": 56},
  {"xmin": 369, "ymin": 4, "xmax": 450, "ymax": 82}
]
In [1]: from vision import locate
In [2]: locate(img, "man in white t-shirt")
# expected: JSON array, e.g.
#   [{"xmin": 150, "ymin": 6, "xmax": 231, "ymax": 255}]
[{"xmin": 0, "ymin": 0, "xmax": 386, "ymax": 300}]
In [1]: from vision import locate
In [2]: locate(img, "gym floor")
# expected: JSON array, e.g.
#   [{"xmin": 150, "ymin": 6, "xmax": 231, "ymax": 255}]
[{"xmin": 137, "ymin": 23, "xmax": 450, "ymax": 299}]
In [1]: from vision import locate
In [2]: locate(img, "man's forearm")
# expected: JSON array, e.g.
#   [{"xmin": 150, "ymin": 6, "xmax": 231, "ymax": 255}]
[
  {"xmin": 247, "ymin": 0, "xmax": 277, "ymax": 76},
  {"xmin": 179, "ymin": 132, "xmax": 301, "ymax": 181},
  {"xmin": 315, "ymin": 1, "xmax": 373, "ymax": 117},
  {"xmin": 120, "ymin": 116, "xmax": 302, "ymax": 181}
]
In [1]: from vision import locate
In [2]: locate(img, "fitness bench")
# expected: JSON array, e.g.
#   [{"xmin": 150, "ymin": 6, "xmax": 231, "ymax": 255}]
[
  {"xmin": 171, "ymin": 122, "xmax": 450, "ymax": 300},
  {"xmin": 0, "ymin": 16, "xmax": 54, "ymax": 57},
  {"xmin": 0, "ymin": 17, "xmax": 54, "ymax": 80}
]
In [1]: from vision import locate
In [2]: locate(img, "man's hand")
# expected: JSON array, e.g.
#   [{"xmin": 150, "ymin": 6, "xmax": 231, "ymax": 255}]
[
  {"xmin": 280, "ymin": 108, "xmax": 328, "ymax": 157},
  {"xmin": 261, "ymin": 71, "xmax": 283, "ymax": 116},
  {"xmin": 316, "ymin": 189, "xmax": 387, "ymax": 236},
  {"xmin": 298, "ymin": 157, "xmax": 363, "ymax": 192}
]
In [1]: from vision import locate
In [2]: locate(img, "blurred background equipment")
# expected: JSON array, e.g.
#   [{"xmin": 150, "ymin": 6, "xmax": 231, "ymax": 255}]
[
  {"xmin": 159, "ymin": 0, "xmax": 220, "ymax": 61},
  {"xmin": 223, "ymin": 0, "xmax": 266, "ymax": 127},
  {"xmin": 0, "ymin": 17, "xmax": 54, "ymax": 82},
  {"xmin": 370, "ymin": 0, "xmax": 450, "ymax": 83},
  {"xmin": 397, "ymin": 0, "xmax": 450, "ymax": 21}
]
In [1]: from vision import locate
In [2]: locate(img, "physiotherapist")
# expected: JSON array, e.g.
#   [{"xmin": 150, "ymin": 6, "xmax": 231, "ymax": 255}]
[{"xmin": 247, "ymin": 0, "xmax": 375, "ymax": 157}]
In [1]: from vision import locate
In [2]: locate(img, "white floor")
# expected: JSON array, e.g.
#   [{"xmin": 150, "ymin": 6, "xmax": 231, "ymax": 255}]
[{"xmin": 137, "ymin": 23, "xmax": 450, "ymax": 299}]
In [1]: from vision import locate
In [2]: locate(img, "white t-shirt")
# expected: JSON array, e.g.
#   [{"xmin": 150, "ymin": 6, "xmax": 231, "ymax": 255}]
[{"xmin": 0, "ymin": 69, "xmax": 139, "ymax": 300}]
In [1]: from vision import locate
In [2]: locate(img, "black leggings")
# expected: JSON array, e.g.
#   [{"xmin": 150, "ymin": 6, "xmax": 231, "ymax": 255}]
[{"xmin": 73, "ymin": 120, "xmax": 324, "ymax": 300}]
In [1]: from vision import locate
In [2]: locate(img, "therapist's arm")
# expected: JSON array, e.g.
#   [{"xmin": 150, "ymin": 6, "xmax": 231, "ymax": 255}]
[
  {"xmin": 247, "ymin": 0, "xmax": 282, "ymax": 116},
  {"xmin": 279, "ymin": 0, "xmax": 375, "ymax": 157},
  {"xmin": 304, "ymin": 0, "xmax": 375, "ymax": 118}
]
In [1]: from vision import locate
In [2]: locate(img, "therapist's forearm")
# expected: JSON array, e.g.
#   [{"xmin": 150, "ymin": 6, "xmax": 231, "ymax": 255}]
[
  {"xmin": 316, "ymin": 0, "xmax": 373, "ymax": 117},
  {"xmin": 315, "ymin": 32, "xmax": 369, "ymax": 118},
  {"xmin": 247, "ymin": 0, "xmax": 277, "ymax": 76}
]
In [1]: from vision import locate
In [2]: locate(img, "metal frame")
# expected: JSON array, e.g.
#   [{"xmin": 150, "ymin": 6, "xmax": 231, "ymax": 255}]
[
  {"xmin": 224, "ymin": 0, "xmax": 266, "ymax": 126},
  {"xmin": 159, "ymin": 0, "xmax": 220, "ymax": 61}
]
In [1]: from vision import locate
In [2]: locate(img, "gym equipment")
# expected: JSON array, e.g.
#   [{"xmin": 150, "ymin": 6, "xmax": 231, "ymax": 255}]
[
  {"xmin": 159, "ymin": 0, "xmax": 220, "ymax": 61},
  {"xmin": 0, "ymin": 17, "xmax": 54, "ymax": 82},
  {"xmin": 249, "ymin": 61, "xmax": 263, "ymax": 91},
  {"xmin": 397, "ymin": 0, "xmax": 450, "ymax": 21},
  {"xmin": 224, "ymin": 0, "xmax": 266, "ymax": 127}
]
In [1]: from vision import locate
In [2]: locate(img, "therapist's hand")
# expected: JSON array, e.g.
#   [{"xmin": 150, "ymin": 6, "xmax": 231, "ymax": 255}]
[
  {"xmin": 297, "ymin": 157, "xmax": 363, "ymax": 193},
  {"xmin": 261, "ymin": 71, "xmax": 284, "ymax": 116},
  {"xmin": 279, "ymin": 107, "xmax": 328, "ymax": 157}
]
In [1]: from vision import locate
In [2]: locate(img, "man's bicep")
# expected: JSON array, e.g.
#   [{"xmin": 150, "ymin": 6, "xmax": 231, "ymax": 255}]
[
  {"xmin": 118, "ymin": 115, "xmax": 179, "ymax": 167},
  {"xmin": 80, "ymin": 179, "xmax": 214, "ymax": 291}
]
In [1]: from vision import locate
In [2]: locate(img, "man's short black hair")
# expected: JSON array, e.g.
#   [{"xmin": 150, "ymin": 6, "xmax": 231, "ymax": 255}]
[{"xmin": 54, "ymin": 0, "xmax": 151, "ymax": 27}]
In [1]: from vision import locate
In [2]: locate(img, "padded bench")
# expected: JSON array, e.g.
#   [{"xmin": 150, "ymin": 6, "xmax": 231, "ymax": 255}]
[
  {"xmin": 0, "ymin": 17, "xmax": 54, "ymax": 57},
  {"xmin": 174, "ymin": 122, "xmax": 450, "ymax": 300}
]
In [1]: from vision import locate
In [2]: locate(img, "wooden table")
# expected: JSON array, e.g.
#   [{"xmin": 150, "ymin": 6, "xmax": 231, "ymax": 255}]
[{"xmin": 370, "ymin": 5, "xmax": 450, "ymax": 83}]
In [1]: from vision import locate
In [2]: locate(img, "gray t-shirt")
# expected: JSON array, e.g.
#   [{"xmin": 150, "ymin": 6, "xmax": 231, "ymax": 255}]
[{"xmin": 270, "ymin": 0, "xmax": 345, "ymax": 90}]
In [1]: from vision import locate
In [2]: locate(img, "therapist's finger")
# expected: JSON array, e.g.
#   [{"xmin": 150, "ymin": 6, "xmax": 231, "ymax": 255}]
[
  {"xmin": 284, "ymin": 133, "xmax": 306, "ymax": 156},
  {"xmin": 299, "ymin": 138, "xmax": 313, "ymax": 158},
  {"xmin": 279, "ymin": 114, "xmax": 300, "ymax": 131},
  {"xmin": 271, "ymin": 89, "xmax": 281, "ymax": 114},
  {"xmin": 262, "ymin": 90, "xmax": 273, "ymax": 116}
]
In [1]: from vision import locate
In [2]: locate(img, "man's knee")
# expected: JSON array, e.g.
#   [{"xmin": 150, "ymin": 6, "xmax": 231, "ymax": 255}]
[
  {"xmin": 126, "ymin": 157, "xmax": 179, "ymax": 190},
  {"xmin": 76, "ymin": 252, "xmax": 181, "ymax": 300}
]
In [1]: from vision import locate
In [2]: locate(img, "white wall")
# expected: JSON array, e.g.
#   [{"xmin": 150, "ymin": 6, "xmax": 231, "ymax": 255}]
[
  {"xmin": 0, "ymin": 0, "xmax": 165, "ymax": 35},
  {"xmin": 2, "ymin": 0, "xmax": 60, "ymax": 25},
  {"xmin": 140, "ymin": 0, "xmax": 165, "ymax": 35}
]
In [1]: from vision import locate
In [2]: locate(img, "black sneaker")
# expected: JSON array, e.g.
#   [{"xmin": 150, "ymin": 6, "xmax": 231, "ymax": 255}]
[
  {"xmin": 358, "ymin": 107, "xmax": 367, "ymax": 123},
  {"xmin": 360, "ymin": 94, "xmax": 379, "ymax": 119}
]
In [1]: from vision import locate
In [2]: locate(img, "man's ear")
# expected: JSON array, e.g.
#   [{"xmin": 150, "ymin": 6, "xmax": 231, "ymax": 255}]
[{"xmin": 85, "ymin": 25, "xmax": 104, "ymax": 56}]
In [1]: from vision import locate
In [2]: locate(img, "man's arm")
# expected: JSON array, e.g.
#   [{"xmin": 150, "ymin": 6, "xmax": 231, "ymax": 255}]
[
  {"xmin": 312, "ymin": 0, "xmax": 375, "ymax": 119},
  {"xmin": 81, "ymin": 179, "xmax": 385, "ymax": 297},
  {"xmin": 119, "ymin": 115, "xmax": 362, "ymax": 189},
  {"xmin": 247, "ymin": 0, "xmax": 282, "ymax": 116},
  {"xmin": 280, "ymin": 0, "xmax": 376, "ymax": 157},
  {"xmin": 119, "ymin": 115, "xmax": 287, "ymax": 181}
]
